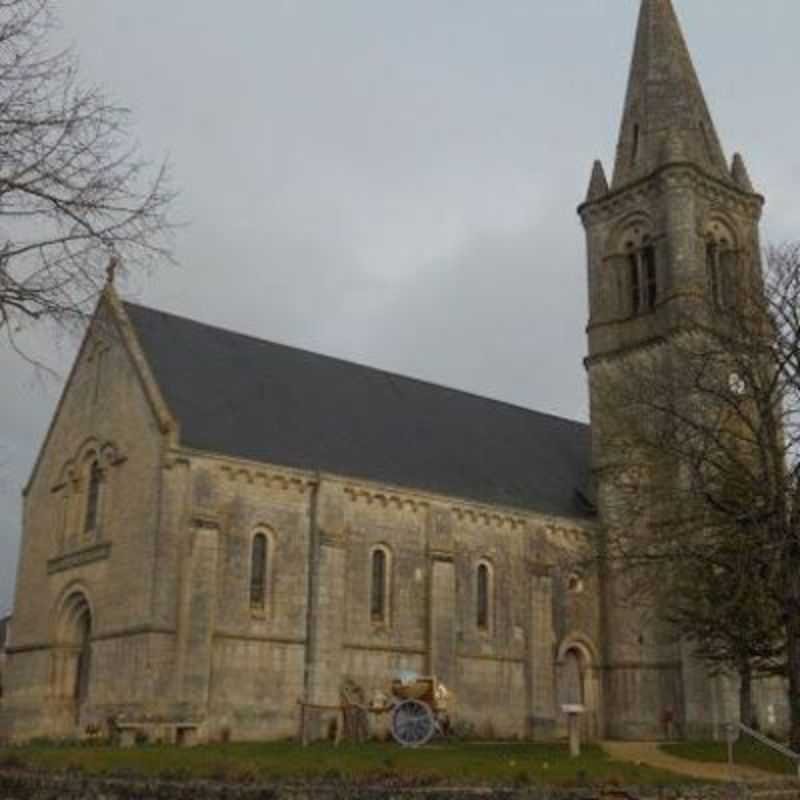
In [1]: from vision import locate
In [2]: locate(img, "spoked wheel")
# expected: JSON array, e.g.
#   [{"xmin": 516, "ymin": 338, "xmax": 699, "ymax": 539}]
[{"xmin": 391, "ymin": 699, "xmax": 436, "ymax": 747}]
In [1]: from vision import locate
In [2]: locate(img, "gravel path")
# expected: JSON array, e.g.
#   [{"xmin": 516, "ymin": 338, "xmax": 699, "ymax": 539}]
[{"xmin": 602, "ymin": 740, "xmax": 777, "ymax": 782}]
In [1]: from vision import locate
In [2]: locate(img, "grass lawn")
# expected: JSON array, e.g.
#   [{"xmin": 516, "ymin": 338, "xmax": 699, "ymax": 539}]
[
  {"xmin": 0, "ymin": 740, "xmax": 691, "ymax": 787},
  {"xmin": 661, "ymin": 740, "xmax": 798, "ymax": 777}
]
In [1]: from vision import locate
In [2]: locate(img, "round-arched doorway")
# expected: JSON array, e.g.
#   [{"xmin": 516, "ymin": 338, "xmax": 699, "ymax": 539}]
[
  {"xmin": 51, "ymin": 590, "xmax": 94, "ymax": 732},
  {"xmin": 556, "ymin": 638, "xmax": 602, "ymax": 740}
]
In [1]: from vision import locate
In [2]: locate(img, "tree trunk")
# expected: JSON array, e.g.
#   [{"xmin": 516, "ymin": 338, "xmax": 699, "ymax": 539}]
[
  {"xmin": 739, "ymin": 660, "xmax": 754, "ymax": 728},
  {"xmin": 786, "ymin": 613, "xmax": 800, "ymax": 751}
]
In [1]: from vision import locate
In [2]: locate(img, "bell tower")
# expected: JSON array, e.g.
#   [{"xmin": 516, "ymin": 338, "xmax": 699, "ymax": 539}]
[{"xmin": 579, "ymin": 0, "xmax": 765, "ymax": 739}]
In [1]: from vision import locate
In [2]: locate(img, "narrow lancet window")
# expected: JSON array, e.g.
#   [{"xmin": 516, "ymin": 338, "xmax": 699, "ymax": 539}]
[
  {"xmin": 83, "ymin": 461, "xmax": 101, "ymax": 534},
  {"xmin": 250, "ymin": 533, "xmax": 268, "ymax": 609},
  {"xmin": 370, "ymin": 548, "xmax": 388, "ymax": 623},
  {"xmin": 477, "ymin": 563, "xmax": 490, "ymax": 631},
  {"xmin": 632, "ymin": 123, "xmax": 640, "ymax": 164}
]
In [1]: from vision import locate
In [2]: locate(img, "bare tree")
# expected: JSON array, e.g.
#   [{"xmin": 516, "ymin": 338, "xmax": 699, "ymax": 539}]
[
  {"xmin": 0, "ymin": 0, "xmax": 174, "ymax": 354},
  {"xmin": 666, "ymin": 538, "xmax": 784, "ymax": 728},
  {"xmin": 593, "ymin": 243, "xmax": 800, "ymax": 745}
]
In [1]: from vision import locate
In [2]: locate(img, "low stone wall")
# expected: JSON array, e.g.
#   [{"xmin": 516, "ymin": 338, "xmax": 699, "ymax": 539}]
[{"xmin": 0, "ymin": 769, "xmax": 759, "ymax": 800}]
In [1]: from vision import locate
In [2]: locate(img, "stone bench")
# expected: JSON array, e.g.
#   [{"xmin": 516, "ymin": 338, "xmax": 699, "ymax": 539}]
[{"xmin": 114, "ymin": 721, "xmax": 200, "ymax": 748}]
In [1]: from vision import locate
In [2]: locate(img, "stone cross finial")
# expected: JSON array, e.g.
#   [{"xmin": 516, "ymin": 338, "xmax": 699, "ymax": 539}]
[{"xmin": 106, "ymin": 254, "xmax": 120, "ymax": 285}]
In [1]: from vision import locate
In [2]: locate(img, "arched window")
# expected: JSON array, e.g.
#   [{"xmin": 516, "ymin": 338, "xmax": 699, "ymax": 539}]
[
  {"xmin": 370, "ymin": 547, "xmax": 390, "ymax": 623},
  {"xmin": 83, "ymin": 460, "xmax": 102, "ymax": 534},
  {"xmin": 705, "ymin": 222, "xmax": 737, "ymax": 309},
  {"xmin": 250, "ymin": 533, "xmax": 269, "ymax": 609},
  {"xmin": 631, "ymin": 123, "xmax": 641, "ymax": 164},
  {"xmin": 625, "ymin": 233, "xmax": 657, "ymax": 315},
  {"xmin": 562, "ymin": 648, "xmax": 585, "ymax": 706},
  {"xmin": 477, "ymin": 561, "xmax": 493, "ymax": 632}
]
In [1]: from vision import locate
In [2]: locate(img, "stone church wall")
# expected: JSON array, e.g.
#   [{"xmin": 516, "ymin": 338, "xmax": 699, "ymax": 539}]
[
  {"xmin": 1, "ymin": 295, "xmax": 604, "ymax": 744},
  {"xmin": 147, "ymin": 454, "xmax": 602, "ymax": 743},
  {"xmin": 1, "ymin": 305, "xmax": 170, "ymax": 741},
  {"xmin": 184, "ymin": 454, "xmax": 313, "ymax": 741}
]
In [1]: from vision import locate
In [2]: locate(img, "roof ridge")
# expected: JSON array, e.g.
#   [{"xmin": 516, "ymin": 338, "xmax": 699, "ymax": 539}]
[{"xmin": 122, "ymin": 299, "xmax": 589, "ymax": 430}]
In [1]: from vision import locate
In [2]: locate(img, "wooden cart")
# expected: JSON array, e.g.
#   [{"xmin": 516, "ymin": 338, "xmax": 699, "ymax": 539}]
[
  {"xmin": 298, "ymin": 674, "xmax": 451, "ymax": 747},
  {"xmin": 388, "ymin": 675, "xmax": 450, "ymax": 747}
]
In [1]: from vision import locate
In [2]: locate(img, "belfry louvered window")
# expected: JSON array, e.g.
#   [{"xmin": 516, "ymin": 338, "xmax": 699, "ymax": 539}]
[
  {"xmin": 706, "ymin": 225, "xmax": 737, "ymax": 310},
  {"xmin": 627, "ymin": 237, "xmax": 657, "ymax": 315}
]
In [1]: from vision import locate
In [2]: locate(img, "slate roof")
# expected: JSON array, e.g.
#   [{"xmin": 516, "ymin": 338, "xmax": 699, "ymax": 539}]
[{"xmin": 125, "ymin": 302, "xmax": 594, "ymax": 520}]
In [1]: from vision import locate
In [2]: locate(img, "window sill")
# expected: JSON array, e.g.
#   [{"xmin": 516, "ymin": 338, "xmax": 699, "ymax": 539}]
[{"xmin": 48, "ymin": 542, "xmax": 112, "ymax": 575}]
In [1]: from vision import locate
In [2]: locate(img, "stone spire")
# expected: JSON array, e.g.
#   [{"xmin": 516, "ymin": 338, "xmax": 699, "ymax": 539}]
[
  {"xmin": 611, "ymin": 0, "xmax": 730, "ymax": 190},
  {"xmin": 585, "ymin": 160, "xmax": 609, "ymax": 202},
  {"xmin": 731, "ymin": 152, "xmax": 755, "ymax": 192}
]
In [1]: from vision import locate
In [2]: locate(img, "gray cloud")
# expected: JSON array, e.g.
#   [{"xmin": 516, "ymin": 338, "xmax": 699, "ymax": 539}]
[{"xmin": 1, "ymin": 0, "xmax": 798, "ymax": 612}]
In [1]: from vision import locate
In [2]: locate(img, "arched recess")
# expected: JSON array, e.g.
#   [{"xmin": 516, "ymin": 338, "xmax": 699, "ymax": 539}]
[
  {"xmin": 369, "ymin": 544, "xmax": 392, "ymax": 625},
  {"xmin": 607, "ymin": 214, "xmax": 658, "ymax": 317},
  {"xmin": 704, "ymin": 214, "xmax": 741, "ymax": 309},
  {"xmin": 608, "ymin": 212, "xmax": 654, "ymax": 255},
  {"xmin": 556, "ymin": 634, "xmax": 603, "ymax": 740},
  {"xmin": 53, "ymin": 438, "xmax": 124, "ymax": 555},
  {"xmin": 476, "ymin": 559, "xmax": 495, "ymax": 635},
  {"xmin": 249, "ymin": 528, "xmax": 275, "ymax": 612},
  {"xmin": 51, "ymin": 586, "xmax": 95, "ymax": 730}
]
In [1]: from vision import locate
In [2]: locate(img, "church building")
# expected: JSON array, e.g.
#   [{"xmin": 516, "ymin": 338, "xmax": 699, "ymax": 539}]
[{"xmin": 0, "ymin": 0, "xmax": 783, "ymax": 743}]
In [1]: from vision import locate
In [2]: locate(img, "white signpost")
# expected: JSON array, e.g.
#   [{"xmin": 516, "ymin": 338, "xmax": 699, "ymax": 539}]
[{"xmin": 561, "ymin": 703, "xmax": 586, "ymax": 758}]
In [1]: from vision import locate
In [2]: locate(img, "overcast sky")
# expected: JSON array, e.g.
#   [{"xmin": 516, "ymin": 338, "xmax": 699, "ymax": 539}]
[{"xmin": 1, "ymin": 0, "xmax": 798, "ymax": 615}]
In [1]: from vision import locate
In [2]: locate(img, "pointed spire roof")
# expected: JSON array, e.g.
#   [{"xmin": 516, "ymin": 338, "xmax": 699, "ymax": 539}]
[
  {"xmin": 731, "ymin": 153, "xmax": 755, "ymax": 192},
  {"xmin": 611, "ymin": 0, "xmax": 730, "ymax": 190},
  {"xmin": 586, "ymin": 160, "xmax": 609, "ymax": 202}
]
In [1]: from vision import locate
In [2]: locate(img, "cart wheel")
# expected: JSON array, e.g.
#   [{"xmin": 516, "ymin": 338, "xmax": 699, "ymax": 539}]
[{"xmin": 391, "ymin": 699, "xmax": 435, "ymax": 747}]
